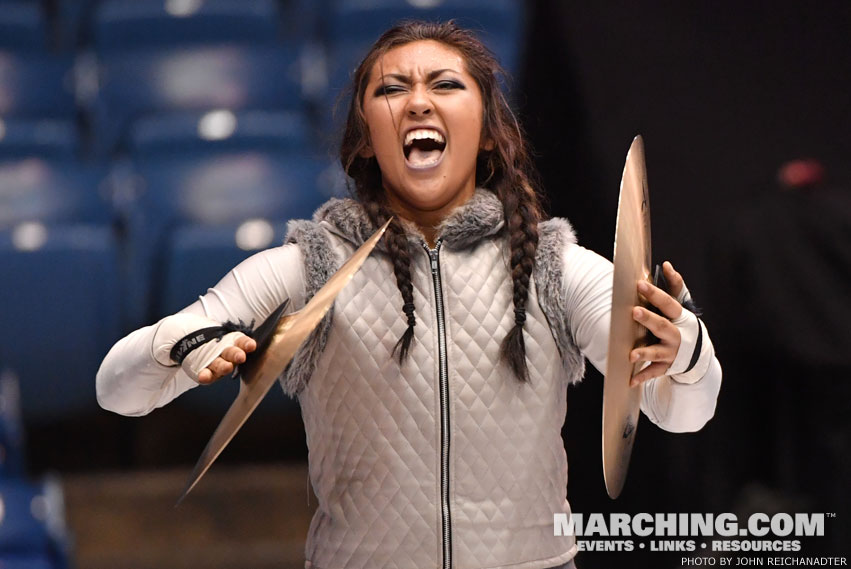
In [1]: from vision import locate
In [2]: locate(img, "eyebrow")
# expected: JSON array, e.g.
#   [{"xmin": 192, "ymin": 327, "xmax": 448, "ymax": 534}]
[{"xmin": 378, "ymin": 68, "xmax": 459, "ymax": 84}]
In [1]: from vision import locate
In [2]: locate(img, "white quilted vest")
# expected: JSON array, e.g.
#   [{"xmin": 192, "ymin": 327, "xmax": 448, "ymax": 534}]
[{"xmin": 287, "ymin": 191, "xmax": 582, "ymax": 569}]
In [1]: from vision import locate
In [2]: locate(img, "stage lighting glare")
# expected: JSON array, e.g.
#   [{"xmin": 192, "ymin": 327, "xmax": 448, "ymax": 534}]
[
  {"xmin": 12, "ymin": 222, "xmax": 48, "ymax": 252},
  {"xmin": 235, "ymin": 218, "xmax": 274, "ymax": 251},
  {"xmin": 198, "ymin": 109, "xmax": 237, "ymax": 141}
]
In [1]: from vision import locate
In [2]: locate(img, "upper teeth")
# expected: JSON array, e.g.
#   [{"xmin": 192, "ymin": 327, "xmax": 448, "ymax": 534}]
[{"xmin": 404, "ymin": 129, "xmax": 445, "ymax": 146}]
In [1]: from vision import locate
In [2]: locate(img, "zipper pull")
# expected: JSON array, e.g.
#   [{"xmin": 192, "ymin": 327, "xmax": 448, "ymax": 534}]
[{"xmin": 425, "ymin": 239, "xmax": 442, "ymax": 273}]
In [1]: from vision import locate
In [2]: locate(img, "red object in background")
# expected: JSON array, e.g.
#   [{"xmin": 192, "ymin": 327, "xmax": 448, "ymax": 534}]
[{"xmin": 777, "ymin": 158, "xmax": 826, "ymax": 190}]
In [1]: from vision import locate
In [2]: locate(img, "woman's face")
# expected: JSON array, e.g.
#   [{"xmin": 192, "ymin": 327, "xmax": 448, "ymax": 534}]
[{"xmin": 361, "ymin": 40, "xmax": 486, "ymax": 228}]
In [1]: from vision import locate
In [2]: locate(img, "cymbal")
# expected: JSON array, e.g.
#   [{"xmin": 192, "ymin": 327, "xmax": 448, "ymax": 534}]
[
  {"xmin": 602, "ymin": 135, "xmax": 652, "ymax": 499},
  {"xmin": 177, "ymin": 218, "xmax": 392, "ymax": 504}
]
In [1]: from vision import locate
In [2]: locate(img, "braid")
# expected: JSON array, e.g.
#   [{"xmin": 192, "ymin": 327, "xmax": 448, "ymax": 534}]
[
  {"xmin": 499, "ymin": 181, "xmax": 541, "ymax": 383},
  {"xmin": 363, "ymin": 201, "xmax": 418, "ymax": 363}
]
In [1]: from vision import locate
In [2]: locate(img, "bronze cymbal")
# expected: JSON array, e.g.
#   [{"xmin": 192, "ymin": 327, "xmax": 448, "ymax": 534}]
[{"xmin": 603, "ymin": 135, "xmax": 652, "ymax": 499}]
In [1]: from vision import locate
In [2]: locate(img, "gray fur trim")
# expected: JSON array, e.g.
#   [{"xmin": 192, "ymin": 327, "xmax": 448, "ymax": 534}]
[
  {"xmin": 278, "ymin": 219, "xmax": 340, "ymax": 396},
  {"xmin": 434, "ymin": 189, "xmax": 504, "ymax": 250},
  {"xmin": 535, "ymin": 218, "xmax": 586, "ymax": 384},
  {"xmin": 313, "ymin": 189, "xmax": 505, "ymax": 250},
  {"xmin": 312, "ymin": 198, "xmax": 380, "ymax": 248}
]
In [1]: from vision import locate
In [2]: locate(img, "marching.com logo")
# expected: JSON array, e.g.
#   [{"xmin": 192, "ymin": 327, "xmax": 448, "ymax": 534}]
[
  {"xmin": 554, "ymin": 513, "xmax": 825, "ymax": 538},
  {"xmin": 553, "ymin": 513, "xmax": 829, "ymax": 553}
]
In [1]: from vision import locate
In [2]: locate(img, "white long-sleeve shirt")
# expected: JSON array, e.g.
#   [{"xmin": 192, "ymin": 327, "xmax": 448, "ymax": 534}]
[{"xmin": 97, "ymin": 240, "xmax": 721, "ymax": 432}]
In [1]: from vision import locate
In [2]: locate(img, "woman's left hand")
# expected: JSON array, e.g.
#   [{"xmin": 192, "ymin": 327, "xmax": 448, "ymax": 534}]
[{"xmin": 629, "ymin": 261, "xmax": 686, "ymax": 386}]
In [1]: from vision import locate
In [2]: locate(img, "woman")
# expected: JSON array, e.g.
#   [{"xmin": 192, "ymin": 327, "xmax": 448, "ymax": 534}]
[{"xmin": 97, "ymin": 21, "xmax": 721, "ymax": 569}]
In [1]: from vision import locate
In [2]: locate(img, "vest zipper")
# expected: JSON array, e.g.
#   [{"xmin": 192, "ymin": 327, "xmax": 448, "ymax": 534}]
[{"xmin": 425, "ymin": 239, "xmax": 452, "ymax": 569}]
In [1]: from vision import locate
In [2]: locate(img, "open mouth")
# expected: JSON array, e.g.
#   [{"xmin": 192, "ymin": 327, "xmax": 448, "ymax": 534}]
[{"xmin": 403, "ymin": 128, "xmax": 446, "ymax": 168}]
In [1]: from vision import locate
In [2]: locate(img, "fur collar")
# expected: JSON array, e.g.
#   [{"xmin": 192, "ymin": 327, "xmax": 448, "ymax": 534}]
[{"xmin": 313, "ymin": 188, "xmax": 505, "ymax": 251}]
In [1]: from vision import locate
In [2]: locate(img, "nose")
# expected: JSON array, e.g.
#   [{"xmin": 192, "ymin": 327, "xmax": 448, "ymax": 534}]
[{"xmin": 406, "ymin": 86, "xmax": 432, "ymax": 116}]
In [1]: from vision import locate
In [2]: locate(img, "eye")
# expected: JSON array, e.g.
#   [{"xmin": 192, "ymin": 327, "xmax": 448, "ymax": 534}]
[
  {"xmin": 374, "ymin": 84, "xmax": 406, "ymax": 97},
  {"xmin": 434, "ymin": 79, "xmax": 465, "ymax": 91}
]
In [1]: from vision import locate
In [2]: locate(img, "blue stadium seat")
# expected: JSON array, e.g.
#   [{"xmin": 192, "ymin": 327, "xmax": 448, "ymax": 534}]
[
  {"xmin": 92, "ymin": 45, "xmax": 305, "ymax": 156},
  {"xmin": 0, "ymin": 53, "xmax": 77, "ymax": 118},
  {"xmin": 158, "ymin": 220, "xmax": 289, "ymax": 315},
  {"xmin": 127, "ymin": 109, "xmax": 312, "ymax": 159},
  {"xmin": 119, "ymin": 151, "xmax": 332, "ymax": 325},
  {"xmin": 0, "ymin": 478, "xmax": 69, "ymax": 568},
  {"xmin": 92, "ymin": 0, "xmax": 281, "ymax": 52},
  {"xmin": 0, "ymin": 158, "xmax": 113, "ymax": 228},
  {"xmin": 0, "ymin": 118, "xmax": 78, "ymax": 160},
  {"xmin": 0, "ymin": 480, "xmax": 51, "ymax": 550},
  {"xmin": 131, "ymin": 151, "xmax": 330, "ymax": 237},
  {"xmin": 0, "ymin": 226, "xmax": 122, "ymax": 420},
  {"xmin": 0, "ymin": 479, "xmax": 49, "ymax": 548},
  {"xmin": 0, "ymin": 2, "xmax": 48, "ymax": 52}
]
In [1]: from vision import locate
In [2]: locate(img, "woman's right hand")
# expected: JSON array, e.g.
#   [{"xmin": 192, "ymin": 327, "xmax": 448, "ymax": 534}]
[{"xmin": 197, "ymin": 333, "xmax": 257, "ymax": 384}]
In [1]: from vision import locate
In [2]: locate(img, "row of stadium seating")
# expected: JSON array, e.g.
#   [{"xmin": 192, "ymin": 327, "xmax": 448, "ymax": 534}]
[
  {"xmin": 0, "ymin": 0, "xmax": 525, "ymax": 159},
  {"xmin": 1, "ymin": 0, "xmax": 521, "ymax": 54}
]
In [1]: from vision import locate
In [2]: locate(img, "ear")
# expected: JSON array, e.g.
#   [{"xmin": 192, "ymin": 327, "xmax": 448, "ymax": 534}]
[
  {"xmin": 480, "ymin": 136, "xmax": 495, "ymax": 151},
  {"xmin": 359, "ymin": 144, "xmax": 375, "ymax": 158}
]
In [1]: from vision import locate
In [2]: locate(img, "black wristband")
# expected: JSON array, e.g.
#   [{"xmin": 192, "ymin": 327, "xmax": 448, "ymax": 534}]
[
  {"xmin": 170, "ymin": 327, "xmax": 232, "ymax": 364},
  {"xmin": 169, "ymin": 299, "xmax": 289, "ymax": 367},
  {"xmin": 169, "ymin": 319, "xmax": 255, "ymax": 365}
]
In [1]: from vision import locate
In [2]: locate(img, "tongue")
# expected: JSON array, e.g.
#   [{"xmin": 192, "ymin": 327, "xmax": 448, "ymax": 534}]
[{"xmin": 407, "ymin": 147, "xmax": 442, "ymax": 166}]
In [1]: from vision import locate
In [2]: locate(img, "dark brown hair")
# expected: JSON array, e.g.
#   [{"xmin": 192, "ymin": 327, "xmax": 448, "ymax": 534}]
[{"xmin": 340, "ymin": 20, "xmax": 545, "ymax": 382}]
